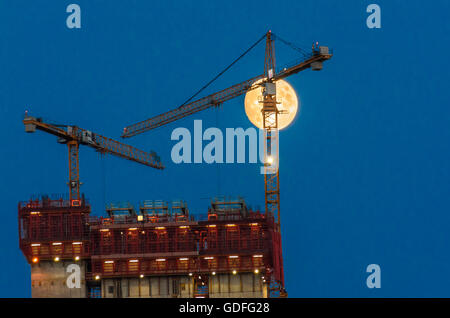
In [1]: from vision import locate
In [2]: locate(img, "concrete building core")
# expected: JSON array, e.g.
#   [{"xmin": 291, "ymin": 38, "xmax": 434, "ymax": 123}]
[{"xmin": 31, "ymin": 260, "xmax": 87, "ymax": 298}]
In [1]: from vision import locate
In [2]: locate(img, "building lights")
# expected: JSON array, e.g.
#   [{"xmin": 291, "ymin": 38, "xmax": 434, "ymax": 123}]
[
  {"xmin": 129, "ymin": 259, "xmax": 139, "ymax": 263},
  {"xmin": 140, "ymin": 274, "xmax": 144, "ymax": 278},
  {"xmin": 204, "ymin": 256, "xmax": 214, "ymax": 260},
  {"xmin": 54, "ymin": 257, "xmax": 60, "ymax": 262},
  {"xmin": 228, "ymin": 255, "xmax": 239, "ymax": 259},
  {"xmin": 99, "ymin": 229, "xmax": 109, "ymax": 232},
  {"xmin": 52, "ymin": 242, "xmax": 62, "ymax": 246},
  {"xmin": 212, "ymin": 272, "xmax": 216, "ymax": 275},
  {"xmin": 104, "ymin": 260, "xmax": 114, "ymax": 264},
  {"xmin": 189, "ymin": 273, "xmax": 193, "ymax": 276},
  {"xmin": 128, "ymin": 228, "xmax": 137, "ymax": 231},
  {"xmin": 207, "ymin": 225, "xmax": 216, "ymax": 228},
  {"xmin": 225, "ymin": 224, "xmax": 236, "ymax": 227},
  {"xmin": 156, "ymin": 258, "xmax": 166, "ymax": 262},
  {"xmin": 253, "ymin": 254, "xmax": 263, "ymax": 258},
  {"xmin": 179, "ymin": 226, "xmax": 189, "ymax": 229},
  {"xmin": 32, "ymin": 257, "xmax": 39, "ymax": 263},
  {"xmin": 31, "ymin": 243, "xmax": 41, "ymax": 247},
  {"xmin": 232, "ymin": 270, "xmax": 237, "ymax": 275},
  {"xmin": 72, "ymin": 242, "xmax": 82, "ymax": 245},
  {"xmin": 155, "ymin": 227, "xmax": 166, "ymax": 230},
  {"xmin": 95, "ymin": 275, "xmax": 100, "ymax": 280},
  {"xmin": 254, "ymin": 269, "xmax": 259, "ymax": 274},
  {"xmin": 179, "ymin": 258, "xmax": 188, "ymax": 261},
  {"xmin": 137, "ymin": 215, "xmax": 144, "ymax": 222},
  {"xmin": 75, "ymin": 256, "xmax": 80, "ymax": 261}
]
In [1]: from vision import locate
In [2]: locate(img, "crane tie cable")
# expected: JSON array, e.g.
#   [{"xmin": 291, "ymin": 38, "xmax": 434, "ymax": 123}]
[
  {"xmin": 177, "ymin": 32, "xmax": 267, "ymax": 108},
  {"xmin": 272, "ymin": 33, "xmax": 310, "ymax": 57}
]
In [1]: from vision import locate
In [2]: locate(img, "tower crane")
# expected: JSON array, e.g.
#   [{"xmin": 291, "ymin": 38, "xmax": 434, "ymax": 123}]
[
  {"xmin": 121, "ymin": 32, "xmax": 332, "ymax": 137},
  {"xmin": 121, "ymin": 31, "xmax": 332, "ymax": 295},
  {"xmin": 23, "ymin": 115, "xmax": 164, "ymax": 207}
]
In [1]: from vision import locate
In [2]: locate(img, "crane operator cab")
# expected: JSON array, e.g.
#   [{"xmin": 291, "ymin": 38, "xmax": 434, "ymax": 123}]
[{"xmin": 311, "ymin": 42, "xmax": 330, "ymax": 71}]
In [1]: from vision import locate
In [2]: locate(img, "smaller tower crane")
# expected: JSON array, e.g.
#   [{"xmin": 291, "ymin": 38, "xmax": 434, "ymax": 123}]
[{"xmin": 23, "ymin": 114, "xmax": 164, "ymax": 207}]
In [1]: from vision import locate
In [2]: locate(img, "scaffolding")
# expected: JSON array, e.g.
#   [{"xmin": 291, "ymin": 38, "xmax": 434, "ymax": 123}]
[
  {"xmin": 18, "ymin": 196, "xmax": 91, "ymax": 262},
  {"xmin": 208, "ymin": 196, "xmax": 249, "ymax": 221},
  {"xmin": 139, "ymin": 200, "xmax": 169, "ymax": 223},
  {"xmin": 106, "ymin": 202, "xmax": 136, "ymax": 218}
]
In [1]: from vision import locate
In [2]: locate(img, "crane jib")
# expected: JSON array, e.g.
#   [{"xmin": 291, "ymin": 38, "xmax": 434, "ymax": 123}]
[
  {"xmin": 122, "ymin": 50, "xmax": 332, "ymax": 138},
  {"xmin": 122, "ymin": 74, "xmax": 265, "ymax": 138},
  {"xmin": 23, "ymin": 117, "xmax": 163, "ymax": 170}
]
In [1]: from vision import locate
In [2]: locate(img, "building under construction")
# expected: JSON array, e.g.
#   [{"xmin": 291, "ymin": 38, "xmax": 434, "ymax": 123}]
[{"xmin": 19, "ymin": 195, "xmax": 284, "ymax": 298}]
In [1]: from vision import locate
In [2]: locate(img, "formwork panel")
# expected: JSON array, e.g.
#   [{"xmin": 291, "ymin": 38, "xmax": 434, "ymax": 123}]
[
  {"xmin": 149, "ymin": 277, "xmax": 160, "ymax": 297},
  {"xmin": 219, "ymin": 274, "xmax": 229, "ymax": 294},
  {"xmin": 208, "ymin": 273, "xmax": 264, "ymax": 298},
  {"xmin": 210, "ymin": 275, "xmax": 219, "ymax": 294},
  {"xmin": 242, "ymin": 273, "xmax": 254, "ymax": 292},
  {"xmin": 180, "ymin": 276, "xmax": 193, "ymax": 298},
  {"xmin": 140, "ymin": 278, "xmax": 150, "ymax": 297},
  {"xmin": 160, "ymin": 276, "xmax": 169, "ymax": 297},
  {"xmin": 230, "ymin": 273, "xmax": 241, "ymax": 293},
  {"xmin": 128, "ymin": 278, "xmax": 140, "ymax": 297},
  {"xmin": 102, "ymin": 279, "xmax": 112, "ymax": 298}
]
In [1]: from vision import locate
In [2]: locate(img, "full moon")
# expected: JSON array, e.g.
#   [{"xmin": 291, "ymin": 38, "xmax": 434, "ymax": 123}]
[{"xmin": 244, "ymin": 79, "xmax": 299, "ymax": 130}]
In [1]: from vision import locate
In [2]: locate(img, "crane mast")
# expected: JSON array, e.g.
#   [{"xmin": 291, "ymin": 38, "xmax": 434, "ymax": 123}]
[
  {"xmin": 261, "ymin": 31, "xmax": 285, "ymax": 295},
  {"xmin": 261, "ymin": 31, "xmax": 281, "ymax": 230},
  {"xmin": 23, "ymin": 116, "xmax": 163, "ymax": 206}
]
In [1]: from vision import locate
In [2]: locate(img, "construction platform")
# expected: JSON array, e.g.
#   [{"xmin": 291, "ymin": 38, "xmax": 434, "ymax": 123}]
[{"xmin": 18, "ymin": 195, "xmax": 285, "ymax": 298}]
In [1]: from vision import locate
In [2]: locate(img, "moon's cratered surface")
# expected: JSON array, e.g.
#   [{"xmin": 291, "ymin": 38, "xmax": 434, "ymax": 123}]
[{"xmin": 244, "ymin": 79, "xmax": 299, "ymax": 130}]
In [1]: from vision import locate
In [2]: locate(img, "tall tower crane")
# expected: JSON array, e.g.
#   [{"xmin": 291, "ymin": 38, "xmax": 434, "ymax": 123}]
[
  {"xmin": 23, "ymin": 115, "xmax": 164, "ymax": 207},
  {"xmin": 121, "ymin": 31, "xmax": 332, "ymax": 294}
]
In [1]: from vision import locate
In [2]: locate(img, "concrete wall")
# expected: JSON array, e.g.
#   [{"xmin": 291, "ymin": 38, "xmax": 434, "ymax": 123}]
[
  {"xmin": 31, "ymin": 261, "xmax": 86, "ymax": 298},
  {"xmin": 102, "ymin": 276, "xmax": 193, "ymax": 298},
  {"xmin": 209, "ymin": 273, "xmax": 266, "ymax": 298},
  {"xmin": 30, "ymin": 263, "xmax": 267, "ymax": 298},
  {"xmin": 100, "ymin": 273, "xmax": 267, "ymax": 298}
]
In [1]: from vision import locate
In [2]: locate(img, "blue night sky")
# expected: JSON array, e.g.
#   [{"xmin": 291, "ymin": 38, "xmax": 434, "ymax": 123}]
[{"xmin": 1, "ymin": 1, "xmax": 449, "ymax": 297}]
